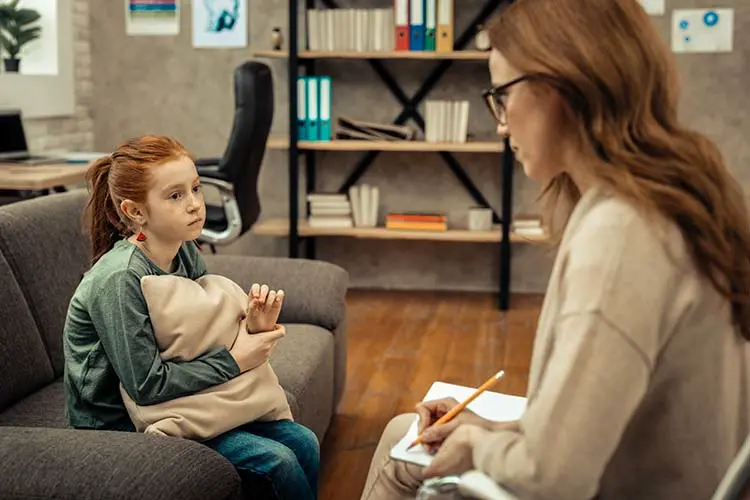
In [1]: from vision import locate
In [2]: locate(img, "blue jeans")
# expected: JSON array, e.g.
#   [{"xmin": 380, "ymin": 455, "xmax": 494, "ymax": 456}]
[{"xmin": 205, "ymin": 419, "xmax": 320, "ymax": 499}]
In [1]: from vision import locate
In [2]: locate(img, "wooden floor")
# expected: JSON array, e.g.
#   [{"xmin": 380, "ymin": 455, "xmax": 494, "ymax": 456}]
[{"xmin": 317, "ymin": 290, "xmax": 544, "ymax": 500}]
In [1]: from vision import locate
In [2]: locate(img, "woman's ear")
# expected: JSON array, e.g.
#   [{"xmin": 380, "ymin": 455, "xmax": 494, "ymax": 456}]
[{"xmin": 120, "ymin": 199, "xmax": 146, "ymax": 226}]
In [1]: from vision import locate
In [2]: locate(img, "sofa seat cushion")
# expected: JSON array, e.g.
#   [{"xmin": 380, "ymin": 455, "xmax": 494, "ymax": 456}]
[
  {"xmin": 0, "ymin": 379, "xmax": 68, "ymax": 428},
  {"xmin": 0, "ymin": 325, "xmax": 336, "ymax": 439},
  {"xmin": 270, "ymin": 324, "xmax": 335, "ymax": 440}
]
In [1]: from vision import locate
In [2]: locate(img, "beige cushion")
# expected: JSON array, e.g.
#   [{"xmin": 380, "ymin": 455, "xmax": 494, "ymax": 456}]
[{"xmin": 120, "ymin": 274, "xmax": 292, "ymax": 441}]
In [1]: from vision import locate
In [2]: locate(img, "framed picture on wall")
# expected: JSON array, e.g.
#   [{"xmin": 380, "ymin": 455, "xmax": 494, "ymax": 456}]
[{"xmin": 192, "ymin": 0, "xmax": 247, "ymax": 48}]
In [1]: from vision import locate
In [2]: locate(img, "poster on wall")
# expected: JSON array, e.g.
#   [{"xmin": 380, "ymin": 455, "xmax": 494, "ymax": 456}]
[
  {"xmin": 125, "ymin": 0, "xmax": 180, "ymax": 36},
  {"xmin": 15, "ymin": 0, "xmax": 59, "ymax": 75},
  {"xmin": 192, "ymin": 0, "xmax": 248, "ymax": 48},
  {"xmin": 672, "ymin": 8, "xmax": 734, "ymax": 53},
  {"xmin": 638, "ymin": 0, "xmax": 665, "ymax": 16}
]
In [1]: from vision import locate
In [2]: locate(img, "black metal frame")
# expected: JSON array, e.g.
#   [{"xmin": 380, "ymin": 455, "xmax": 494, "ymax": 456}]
[{"xmin": 286, "ymin": 0, "xmax": 518, "ymax": 310}]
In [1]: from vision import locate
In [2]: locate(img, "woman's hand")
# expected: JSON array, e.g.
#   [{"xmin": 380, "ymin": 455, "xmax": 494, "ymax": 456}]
[
  {"xmin": 230, "ymin": 324, "xmax": 285, "ymax": 373},
  {"xmin": 416, "ymin": 397, "xmax": 496, "ymax": 453},
  {"xmin": 246, "ymin": 283, "xmax": 285, "ymax": 334},
  {"xmin": 422, "ymin": 424, "xmax": 484, "ymax": 479}
]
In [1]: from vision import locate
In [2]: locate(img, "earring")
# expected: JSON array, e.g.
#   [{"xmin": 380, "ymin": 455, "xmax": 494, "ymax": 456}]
[{"xmin": 136, "ymin": 231, "xmax": 147, "ymax": 242}]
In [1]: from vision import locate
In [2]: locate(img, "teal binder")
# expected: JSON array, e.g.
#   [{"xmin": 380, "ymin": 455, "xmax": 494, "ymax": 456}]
[
  {"xmin": 306, "ymin": 77, "xmax": 319, "ymax": 141},
  {"xmin": 319, "ymin": 76, "xmax": 332, "ymax": 141}
]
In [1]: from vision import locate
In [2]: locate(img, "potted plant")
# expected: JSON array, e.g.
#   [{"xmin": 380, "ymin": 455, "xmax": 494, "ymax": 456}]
[{"xmin": 0, "ymin": 0, "xmax": 42, "ymax": 73}]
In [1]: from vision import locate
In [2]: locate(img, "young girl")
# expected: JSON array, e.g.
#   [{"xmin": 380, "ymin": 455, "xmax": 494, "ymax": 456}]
[
  {"xmin": 360, "ymin": 0, "xmax": 750, "ymax": 499},
  {"xmin": 62, "ymin": 135, "xmax": 319, "ymax": 500}
]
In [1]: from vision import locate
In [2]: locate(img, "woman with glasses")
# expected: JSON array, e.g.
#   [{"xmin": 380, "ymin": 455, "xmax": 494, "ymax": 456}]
[{"xmin": 359, "ymin": 0, "xmax": 750, "ymax": 498}]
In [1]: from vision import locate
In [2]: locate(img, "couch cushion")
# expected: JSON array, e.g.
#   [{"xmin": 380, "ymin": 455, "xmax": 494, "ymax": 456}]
[
  {"xmin": 0, "ymin": 190, "xmax": 90, "ymax": 376},
  {"xmin": 0, "ymin": 379, "xmax": 68, "ymax": 428},
  {"xmin": 0, "ymin": 250, "xmax": 55, "ymax": 413},
  {"xmin": 270, "ymin": 324, "xmax": 335, "ymax": 440}
]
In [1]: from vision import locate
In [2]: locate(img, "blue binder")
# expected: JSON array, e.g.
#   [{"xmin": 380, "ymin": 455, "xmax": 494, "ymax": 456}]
[
  {"xmin": 410, "ymin": 0, "xmax": 426, "ymax": 51},
  {"xmin": 306, "ymin": 77, "xmax": 319, "ymax": 141},
  {"xmin": 318, "ymin": 77, "xmax": 332, "ymax": 141},
  {"xmin": 297, "ymin": 77, "xmax": 308, "ymax": 141}
]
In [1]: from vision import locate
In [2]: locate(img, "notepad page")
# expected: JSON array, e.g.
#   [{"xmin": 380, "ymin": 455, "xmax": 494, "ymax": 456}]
[{"xmin": 390, "ymin": 381, "xmax": 528, "ymax": 467}]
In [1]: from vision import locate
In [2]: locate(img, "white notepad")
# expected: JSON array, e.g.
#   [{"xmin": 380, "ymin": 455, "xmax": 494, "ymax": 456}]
[{"xmin": 390, "ymin": 381, "xmax": 528, "ymax": 467}]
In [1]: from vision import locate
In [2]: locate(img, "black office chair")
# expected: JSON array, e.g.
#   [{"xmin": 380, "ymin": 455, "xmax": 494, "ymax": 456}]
[{"xmin": 195, "ymin": 60, "xmax": 274, "ymax": 252}]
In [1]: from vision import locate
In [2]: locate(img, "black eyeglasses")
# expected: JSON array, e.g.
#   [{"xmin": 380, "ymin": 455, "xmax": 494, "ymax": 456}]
[{"xmin": 481, "ymin": 75, "xmax": 532, "ymax": 126}]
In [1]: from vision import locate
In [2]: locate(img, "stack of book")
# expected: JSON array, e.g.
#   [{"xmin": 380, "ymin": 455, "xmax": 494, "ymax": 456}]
[
  {"xmin": 307, "ymin": 193, "xmax": 353, "ymax": 228},
  {"xmin": 306, "ymin": 8, "xmax": 395, "ymax": 52},
  {"xmin": 335, "ymin": 116, "xmax": 416, "ymax": 141},
  {"xmin": 511, "ymin": 215, "xmax": 544, "ymax": 236},
  {"xmin": 348, "ymin": 183, "xmax": 380, "ymax": 227},
  {"xmin": 304, "ymin": 0, "xmax": 456, "ymax": 53},
  {"xmin": 425, "ymin": 100, "xmax": 470, "ymax": 143},
  {"xmin": 385, "ymin": 212, "xmax": 447, "ymax": 231}
]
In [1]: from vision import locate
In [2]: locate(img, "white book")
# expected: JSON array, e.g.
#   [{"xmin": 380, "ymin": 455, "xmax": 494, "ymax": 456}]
[
  {"xmin": 349, "ymin": 186, "xmax": 362, "ymax": 227},
  {"xmin": 390, "ymin": 381, "xmax": 527, "ymax": 467},
  {"xmin": 307, "ymin": 216, "xmax": 353, "ymax": 228},
  {"xmin": 458, "ymin": 101, "xmax": 470, "ymax": 143},
  {"xmin": 360, "ymin": 184, "xmax": 371, "ymax": 227},
  {"xmin": 325, "ymin": 10, "xmax": 335, "ymax": 51},
  {"xmin": 369, "ymin": 186, "xmax": 379, "ymax": 226}
]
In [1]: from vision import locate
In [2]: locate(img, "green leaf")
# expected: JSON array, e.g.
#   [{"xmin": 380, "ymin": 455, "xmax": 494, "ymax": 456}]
[
  {"xmin": 0, "ymin": 31, "xmax": 18, "ymax": 57},
  {"xmin": 16, "ymin": 8, "xmax": 40, "ymax": 26},
  {"xmin": 15, "ymin": 26, "xmax": 39, "ymax": 45}
]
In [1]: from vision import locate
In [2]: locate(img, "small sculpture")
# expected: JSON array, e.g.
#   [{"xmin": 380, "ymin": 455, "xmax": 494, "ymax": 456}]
[
  {"xmin": 474, "ymin": 25, "xmax": 490, "ymax": 51},
  {"xmin": 271, "ymin": 27, "xmax": 284, "ymax": 51}
]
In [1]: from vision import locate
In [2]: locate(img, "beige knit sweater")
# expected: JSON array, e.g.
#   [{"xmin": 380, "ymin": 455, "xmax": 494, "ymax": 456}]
[{"xmin": 472, "ymin": 184, "xmax": 750, "ymax": 499}]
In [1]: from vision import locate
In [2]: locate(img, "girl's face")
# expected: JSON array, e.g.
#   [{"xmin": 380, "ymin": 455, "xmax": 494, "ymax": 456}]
[
  {"xmin": 122, "ymin": 156, "xmax": 206, "ymax": 244},
  {"xmin": 487, "ymin": 49, "xmax": 569, "ymax": 184}
]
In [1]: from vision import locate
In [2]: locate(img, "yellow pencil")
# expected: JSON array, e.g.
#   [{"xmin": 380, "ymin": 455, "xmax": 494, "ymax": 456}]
[{"xmin": 407, "ymin": 369, "xmax": 505, "ymax": 451}]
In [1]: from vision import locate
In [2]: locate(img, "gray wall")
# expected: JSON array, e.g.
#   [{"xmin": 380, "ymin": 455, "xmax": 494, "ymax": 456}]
[{"xmin": 88, "ymin": 0, "xmax": 750, "ymax": 293}]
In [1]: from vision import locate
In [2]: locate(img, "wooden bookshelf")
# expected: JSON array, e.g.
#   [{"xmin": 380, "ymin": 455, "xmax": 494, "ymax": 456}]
[
  {"xmin": 266, "ymin": 137, "xmax": 504, "ymax": 153},
  {"xmin": 253, "ymin": 49, "xmax": 491, "ymax": 61},
  {"xmin": 252, "ymin": 218, "xmax": 550, "ymax": 244}
]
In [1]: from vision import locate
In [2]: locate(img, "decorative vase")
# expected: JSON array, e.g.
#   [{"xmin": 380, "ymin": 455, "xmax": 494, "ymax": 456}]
[
  {"xmin": 3, "ymin": 58, "xmax": 20, "ymax": 73},
  {"xmin": 270, "ymin": 27, "xmax": 284, "ymax": 51},
  {"xmin": 474, "ymin": 26, "xmax": 490, "ymax": 51}
]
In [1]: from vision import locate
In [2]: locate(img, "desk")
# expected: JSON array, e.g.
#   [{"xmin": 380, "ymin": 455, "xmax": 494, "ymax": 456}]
[{"xmin": 0, "ymin": 162, "xmax": 89, "ymax": 191}]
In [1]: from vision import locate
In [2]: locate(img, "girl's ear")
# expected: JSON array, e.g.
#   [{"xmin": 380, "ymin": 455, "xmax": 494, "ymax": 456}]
[{"xmin": 120, "ymin": 199, "xmax": 147, "ymax": 226}]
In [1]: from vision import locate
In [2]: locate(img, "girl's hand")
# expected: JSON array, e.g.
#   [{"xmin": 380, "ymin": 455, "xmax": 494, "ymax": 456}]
[
  {"xmin": 246, "ymin": 283, "xmax": 285, "ymax": 334},
  {"xmin": 422, "ymin": 424, "xmax": 484, "ymax": 479},
  {"xmin": 231, "ymin": 325, "xmax": 285, "ymax": 372}
]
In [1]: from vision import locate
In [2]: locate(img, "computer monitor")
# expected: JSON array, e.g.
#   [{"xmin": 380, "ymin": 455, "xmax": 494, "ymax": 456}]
[{"xmin": 0, "ymin": 110, "xmax": 30, "ymax": 160}]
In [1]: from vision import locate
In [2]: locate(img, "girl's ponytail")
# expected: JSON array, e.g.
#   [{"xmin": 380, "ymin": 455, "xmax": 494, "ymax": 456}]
[{"xmin": 84, "ymin": 156, "xmax": 126, "ymax": 265}]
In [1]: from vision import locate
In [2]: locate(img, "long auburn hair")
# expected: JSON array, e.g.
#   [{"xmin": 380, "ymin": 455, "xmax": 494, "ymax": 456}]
[
  {"xmin": 83, "ymin": 135, "xmax": 192, "ymax": 266},
  {"xmin": 489, "ymin": 0, "xmax": 750, "ymax": 341}
]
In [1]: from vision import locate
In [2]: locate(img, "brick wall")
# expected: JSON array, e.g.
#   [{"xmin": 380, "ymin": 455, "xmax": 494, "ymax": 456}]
[{"xmin": 23, "ymin": 0, "xmax": 93, "ymax": 152}]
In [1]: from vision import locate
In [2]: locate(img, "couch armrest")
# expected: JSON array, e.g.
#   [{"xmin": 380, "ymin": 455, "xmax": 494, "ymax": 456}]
[
  {"xmin": 202, "ymin": 255, "xmax": 349, "ymax": 409},
  {"xmin": 0, "ymin": 426, "xmax": 240, "ymax": 500},
  {"xmin": 202, "ymin": 255, "xmax": 348, "ymax": 332}
]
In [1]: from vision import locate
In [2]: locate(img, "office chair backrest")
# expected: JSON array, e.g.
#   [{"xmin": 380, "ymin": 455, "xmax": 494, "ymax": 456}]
[{"xmin": 217, "ymin": 61, "xmax": 274, "ymax": 233}]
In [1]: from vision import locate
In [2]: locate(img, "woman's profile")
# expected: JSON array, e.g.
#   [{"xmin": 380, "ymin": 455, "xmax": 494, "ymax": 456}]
[{"xmin": 360, "ymin": 0, "xmax": 750, "ymax": 498}]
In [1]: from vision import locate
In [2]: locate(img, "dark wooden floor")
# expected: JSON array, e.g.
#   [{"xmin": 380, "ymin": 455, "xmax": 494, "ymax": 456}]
[{"xmin": 317, "ymin": 290, "xmax": 544, "ymax": 500}]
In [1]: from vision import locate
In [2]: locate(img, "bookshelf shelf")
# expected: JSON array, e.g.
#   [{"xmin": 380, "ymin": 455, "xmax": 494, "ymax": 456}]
[
  {"xmin": 266, "ymin": 137, "xmax": 505, "ymax": 153},
  {"xmin": 253, "ymin": 219, "xmax": 550, "ymax": 244},
  {"xmin": 253, "ymin": 49, "xmax": 491, "ymax": 60}
]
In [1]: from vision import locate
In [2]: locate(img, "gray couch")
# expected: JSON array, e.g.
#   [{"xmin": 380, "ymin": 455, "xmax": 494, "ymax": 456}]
[{"xmin": 0, "ymin": 190, "xmax": 349, "ymax": 500}]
